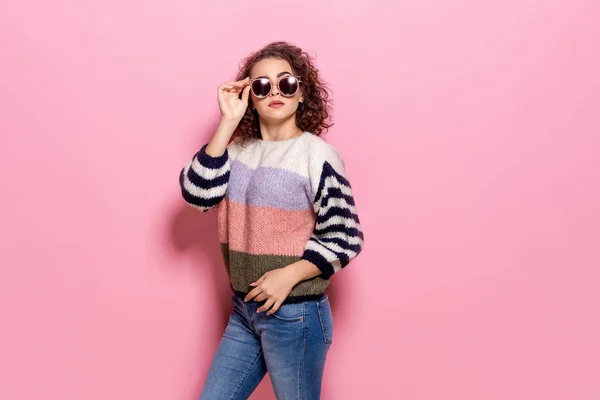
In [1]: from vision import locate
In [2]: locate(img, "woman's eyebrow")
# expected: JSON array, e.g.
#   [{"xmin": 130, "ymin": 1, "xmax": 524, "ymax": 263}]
[{"xmin": 254, "ymin": 71, "xmax": 293, "ymax": 79}]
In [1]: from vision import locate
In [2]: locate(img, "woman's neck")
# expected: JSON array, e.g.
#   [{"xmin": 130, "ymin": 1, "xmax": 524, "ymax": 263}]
[{"xmin": 258, "ymin": 117, "xmax": 302, "ymax": 142}]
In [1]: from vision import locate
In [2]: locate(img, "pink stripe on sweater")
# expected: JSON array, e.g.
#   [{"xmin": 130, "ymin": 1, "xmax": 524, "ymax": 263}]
[{"xmin": 218, "ymin": 197, "xmax": 316, "ymax": 256}]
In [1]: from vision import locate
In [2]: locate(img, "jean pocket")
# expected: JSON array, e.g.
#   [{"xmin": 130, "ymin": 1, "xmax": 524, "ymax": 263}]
[
  {"xmin": 317, "ymin": 296, "xmax": 333, "ymax": 345},
  {"xmin": 271, "ymin": 301, "xmax": 304, "ymax": 322}
]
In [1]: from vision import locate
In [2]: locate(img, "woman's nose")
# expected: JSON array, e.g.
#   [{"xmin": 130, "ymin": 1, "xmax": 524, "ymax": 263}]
[{"xmin": 270, "ymin": 81, "xmax": 280, "ymax": 96}]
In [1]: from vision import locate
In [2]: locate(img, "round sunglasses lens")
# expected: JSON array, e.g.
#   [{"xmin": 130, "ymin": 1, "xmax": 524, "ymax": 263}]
[
  {"xmin": 279, "ymin": 76, "xmax": 299, "ymax": 96},
  {"xmin": 251, "ymin": 78, "xmax": 271, "ymax": 98}
]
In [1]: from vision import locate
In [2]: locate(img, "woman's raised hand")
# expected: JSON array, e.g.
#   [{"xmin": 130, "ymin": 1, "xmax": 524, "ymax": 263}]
[{"xmin": 217, "ymin": 77, "xmax": 251, "ymax": 122}]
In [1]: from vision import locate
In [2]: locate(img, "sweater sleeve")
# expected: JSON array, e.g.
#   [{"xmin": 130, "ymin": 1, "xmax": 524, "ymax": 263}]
[
  {"xmin": 300, "ymin": 149, "xmax": 365, "ymax": 279},
  {"xmin": 179, "ymin": 143, "xmax": 230, "ymax": 212}
]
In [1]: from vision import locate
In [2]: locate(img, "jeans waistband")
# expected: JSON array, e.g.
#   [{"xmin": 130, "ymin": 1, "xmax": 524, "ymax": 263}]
[{"xmin": 232, "ymin": 288, "xmax": 327, "ymax": 305}]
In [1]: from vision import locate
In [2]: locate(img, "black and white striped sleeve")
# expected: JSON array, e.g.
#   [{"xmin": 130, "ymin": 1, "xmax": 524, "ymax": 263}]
[
  {"xmin": 301, "ymin": 154, "xmax": 365, "ymax": 279},
  {"xmin": 179, "ymin": 143, "xmax": 230, "ymax": 212}
]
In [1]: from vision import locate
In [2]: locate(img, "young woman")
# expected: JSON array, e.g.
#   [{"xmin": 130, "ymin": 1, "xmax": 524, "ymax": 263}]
[{"xmin": 179, "ymin": 41, "xmax": 365, "ymax": 400}]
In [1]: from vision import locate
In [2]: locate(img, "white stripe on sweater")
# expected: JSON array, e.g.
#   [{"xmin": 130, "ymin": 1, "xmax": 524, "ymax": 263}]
[
  {"xmin": 319, "ymin": 176, "xmax": 353, "ymax": 197},
  {"xmin": 315, "ymin": 214, "xmax": 361, "ymax": 232},
  {"xmin": 314, "ymin": 231, "xmax": 364, "ymax": 245},
  {"xmin": 190, "ymin": 157, "xmax": 230, "ymax": 180},
  {"xmin": 309, "ymin": 237, "xmax": 361, "ymax": 258},
  {"xmin": 182, "ymin": 162, "xmax": 228, "ymax": 200},
  {"xmin": 318, "ymin": 198, "xmax": 358, "ymax": 217},
  {"xmin": 183, "ymin": 178, "xmax": 228, "ymax": 200}
]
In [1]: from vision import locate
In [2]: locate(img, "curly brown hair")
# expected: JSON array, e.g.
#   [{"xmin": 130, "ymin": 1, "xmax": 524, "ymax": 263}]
[{"xmin": 232, "ymin": 41, "xmax": 333, "ymax": 144}]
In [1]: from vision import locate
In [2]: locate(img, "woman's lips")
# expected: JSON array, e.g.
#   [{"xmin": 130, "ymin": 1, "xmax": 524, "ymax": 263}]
[{"xmin": 268, "ymin": 101, "xmax": 285, "ymax": 108}]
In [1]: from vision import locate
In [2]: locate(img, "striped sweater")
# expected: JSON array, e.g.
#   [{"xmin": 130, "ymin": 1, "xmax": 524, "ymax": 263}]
[{"xmin": 179, "ymin": 131, "xmax": 364, "ymax": 302}]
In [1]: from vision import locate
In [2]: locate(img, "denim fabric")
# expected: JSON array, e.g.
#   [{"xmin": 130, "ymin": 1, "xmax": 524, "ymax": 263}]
[{"xmin": 199, "ymin": 293, "xmax": 333, "ymax": 400}]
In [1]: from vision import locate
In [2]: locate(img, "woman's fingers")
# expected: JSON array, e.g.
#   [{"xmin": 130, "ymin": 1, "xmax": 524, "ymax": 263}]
[
  {"xmin": 266, "ymin": 300, "xmax": 282, "ymax": 315},
  {"xmin": 241, "ymin": 84, "xmax": 251, "ymax": 105},
  {"xmin": 217, "ymin": 84, "xmax": 234, "ymax": 99},
  {"xmin": 253, "ymin": 292, "xmax": 268, "ymax": 303},
  {"xmin": 216, "ymin": 77, "xmax": 251, "ymax": 120},
  {"xmin": 244, "ymin": 286, "xmax": 261, "ymax": 302},
  {"xmin": 257, "ymin": 298, "xmax": 275, "ymax": 313},
  {"xmin": 224, "ymin": 77, "xmax": 250, "ymax": 89},
  {"xmin": 218, "ymin": 78, "xmax": 250, "ymax": 100}
]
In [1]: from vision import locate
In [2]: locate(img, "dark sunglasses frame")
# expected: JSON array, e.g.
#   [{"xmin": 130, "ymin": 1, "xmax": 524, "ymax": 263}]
[{"xmin": 247, "ymin": 75, "xmax": 302, "ymax": 98}]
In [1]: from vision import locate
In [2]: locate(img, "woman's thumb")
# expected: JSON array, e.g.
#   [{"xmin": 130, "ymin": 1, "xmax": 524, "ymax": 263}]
[{"xmin": 241, "ymin": 84, "xmax": 251, "ymax": 105}]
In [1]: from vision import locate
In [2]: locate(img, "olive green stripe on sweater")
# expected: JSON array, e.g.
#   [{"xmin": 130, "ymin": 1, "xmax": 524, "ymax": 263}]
[{"xmin": 221, "ymin": 244, "xmax": 331, "ymax": 297}]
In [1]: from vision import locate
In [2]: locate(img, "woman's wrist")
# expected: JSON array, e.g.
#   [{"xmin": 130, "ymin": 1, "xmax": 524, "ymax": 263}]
[
  {"xmin": 284, "ymin": 260, "xmax": 322, "ymax": 285},
  {"xmin": 219, "ymin": 115, "xmax": 242, "ymax": 127},
  {"xmin": 206, "ymin": 119, "xmax": 238, "ymax": 157}
]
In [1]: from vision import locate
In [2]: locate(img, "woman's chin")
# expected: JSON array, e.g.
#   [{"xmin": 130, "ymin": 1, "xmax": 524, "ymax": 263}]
[{"xmin": 257, "ymin": 109, "xmax": 295, "ymax": 122}]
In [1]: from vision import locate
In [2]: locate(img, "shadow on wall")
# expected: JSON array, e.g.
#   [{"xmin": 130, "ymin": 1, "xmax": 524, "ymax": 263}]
[
  {"xmin": 166, "ymin": 116, "xmax": 344, "ymax": 400},
  {"xmin": 163, "ymin": 116, "xmax": 275, "ymax": 400}
]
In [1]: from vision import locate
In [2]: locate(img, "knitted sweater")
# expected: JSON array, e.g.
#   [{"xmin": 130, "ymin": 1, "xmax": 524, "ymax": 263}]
[{"xmin": 179, "ymin": 131, "xmax": 364, "ymax": 303}]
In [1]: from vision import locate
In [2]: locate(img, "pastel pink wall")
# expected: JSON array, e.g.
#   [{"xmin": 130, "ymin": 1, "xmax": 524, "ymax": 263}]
[{"xmin": 1, "ymin": 0, "xmax": 598, "ymax": 399}]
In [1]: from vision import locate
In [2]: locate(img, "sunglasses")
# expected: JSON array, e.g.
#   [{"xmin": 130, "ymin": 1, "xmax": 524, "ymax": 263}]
[{"xmin": 247, "ymin": 75, "xmax": 302, "ymax": 98}]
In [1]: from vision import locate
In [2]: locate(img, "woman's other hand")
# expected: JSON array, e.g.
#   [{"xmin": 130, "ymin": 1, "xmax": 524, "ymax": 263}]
[{"xmin": 244, "ymin": 267, "xmax": 302, "ymax": 315}]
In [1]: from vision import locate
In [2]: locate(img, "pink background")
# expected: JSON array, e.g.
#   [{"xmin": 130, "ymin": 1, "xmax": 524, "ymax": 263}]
[{"xmin": 1, "ymin": 0, "xmax": 598, "ymax": 399}]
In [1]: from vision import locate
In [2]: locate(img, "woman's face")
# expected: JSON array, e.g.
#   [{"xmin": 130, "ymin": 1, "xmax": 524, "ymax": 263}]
[{"xmin": 249, "ymin": 58, "xmax": 303, "ymax": 122}]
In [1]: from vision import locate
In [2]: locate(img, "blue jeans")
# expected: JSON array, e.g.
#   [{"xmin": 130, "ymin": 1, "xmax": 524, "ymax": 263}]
[{"xmin": 199, "ymin": 293, "xmax": 333, "ymax": 400}]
